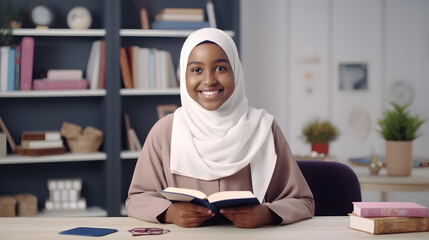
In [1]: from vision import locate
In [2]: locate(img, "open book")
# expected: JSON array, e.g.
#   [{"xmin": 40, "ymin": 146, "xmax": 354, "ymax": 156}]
[{"xmin": 160, "ymin": 187, "xmax": 260, "ymax": 214}]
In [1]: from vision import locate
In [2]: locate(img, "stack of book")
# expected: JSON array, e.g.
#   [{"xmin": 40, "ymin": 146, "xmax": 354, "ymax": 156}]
[
  {"xmin": 120, "ymin": 46, "xmax": 177, "ymax": 89},
  {"xmin": 151, "ymin": 8, "xmax": 209, "ymax": 30},
  {"xmin": 349, "ymin": 202, "xmax": 429, "ymax": 235},
  {"xmin": 33, "ymin": 69, "xmax": 88, "ymax": 90},
  {"xmin": 44, "ymin": 178, "xmax": 87, "ymax": 213},
  {"xmin": 17, "ymin": 131, "xmax": 66, "ymax": 156}
]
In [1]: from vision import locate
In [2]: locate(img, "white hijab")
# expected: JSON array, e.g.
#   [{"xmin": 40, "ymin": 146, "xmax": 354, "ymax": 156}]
[{"xmin": 170, "ymin": 28, "xmax": 277, "ymax": 202}]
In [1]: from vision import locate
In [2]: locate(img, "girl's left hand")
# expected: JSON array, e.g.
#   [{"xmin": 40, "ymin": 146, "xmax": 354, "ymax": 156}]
[{"xmin": 220, "ymin": 204, "xmax": 281, "ymax": 228}]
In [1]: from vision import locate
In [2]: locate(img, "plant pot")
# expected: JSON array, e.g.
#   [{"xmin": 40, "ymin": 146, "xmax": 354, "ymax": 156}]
[
  {"xmin": 311, "ymin": 142, "xmax": 329, "ymax": 155},
  {"xmin": 386, "ymin": 140, "xmax": 413, "ymax": 176}
]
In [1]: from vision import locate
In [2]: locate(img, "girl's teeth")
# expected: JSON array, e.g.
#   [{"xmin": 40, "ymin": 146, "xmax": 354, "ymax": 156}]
[{"xmin": 202, "ymin": 90, "xmax": 219, "ymax": 95}]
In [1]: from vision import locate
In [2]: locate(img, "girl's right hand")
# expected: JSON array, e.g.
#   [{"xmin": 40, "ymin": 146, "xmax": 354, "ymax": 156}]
[{"xmin": 162, "ymin": 202, "xmax": 215, "ymax": 228}]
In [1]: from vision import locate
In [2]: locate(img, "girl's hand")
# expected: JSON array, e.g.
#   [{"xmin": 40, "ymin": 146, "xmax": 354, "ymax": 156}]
[
  {"xmin": 220, "ymin": 204, "xmax": 281, "ymax": 228},
  {"xmin": 162, "ymin": 202, "xmax": 215, "ymax": 228}
]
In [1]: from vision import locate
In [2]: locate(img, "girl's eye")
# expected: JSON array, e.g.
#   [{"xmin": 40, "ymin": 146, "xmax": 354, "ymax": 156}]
[
  {"xmin": 191, "ymin": 68, "xmax": 202, "ymax": 73},
  {"xmin": 215, "ymin": 66, "xmax": 226, "ymax": 71}
]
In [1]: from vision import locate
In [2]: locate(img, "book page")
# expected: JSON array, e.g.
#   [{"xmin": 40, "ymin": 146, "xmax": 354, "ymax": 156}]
[
  {"xmin": 207, "ymin": 191, "xmax": 256, "ymax": 203},
  {"xmin": 161, "ymin": 187, "xmax": 207, "ymax": 200}
]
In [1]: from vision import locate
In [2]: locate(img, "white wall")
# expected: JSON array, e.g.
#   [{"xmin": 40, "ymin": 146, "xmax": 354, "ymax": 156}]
[
  {"xmin": 241, "ymin": 0, "xmax": 429, "ymax": 160},
  {"xmin": 241, "ymin": 0, "xmax": 429, "ymax": 205}
]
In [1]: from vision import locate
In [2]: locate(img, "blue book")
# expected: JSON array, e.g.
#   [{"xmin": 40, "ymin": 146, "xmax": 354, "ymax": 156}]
[
  {"xmin": 59, "ymin": 227, "xmax": 117, "ymax": 237},
  {"xmin": 7, "ymin": 48, "xmax": 15, "ymax": 91},
  {"xmin": 160, "ymin": 187, "xmax": 260, "ymax": 215},
  {"xmin": 151, "ymin": 21, "xmax": 210, "ymax": 30}
]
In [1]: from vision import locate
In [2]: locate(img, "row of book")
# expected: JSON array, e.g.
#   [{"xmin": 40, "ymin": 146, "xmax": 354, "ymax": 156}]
[
  {"xmin": 16, "ymin": 131, "xmax": 66, "ymax": 156},
  {"xmin": 141, "ymin": 1, "xmax": 216, "ymax": 30},
  {"xmin": 0, "ymin": 38, "xmax": 105, "ymax": 92},
  {"xmin": 349, "ymin": 201, "xmax": 429, "ymax": 235},
  {"xmin": 120, "ymin": 46, "xmax": 178, "ymax": 90}
]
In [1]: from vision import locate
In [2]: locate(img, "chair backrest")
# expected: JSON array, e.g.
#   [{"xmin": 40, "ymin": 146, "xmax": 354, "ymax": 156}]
[{"xmin": 297, "ymin": 160, "xmax": 362, "ymax": 216}]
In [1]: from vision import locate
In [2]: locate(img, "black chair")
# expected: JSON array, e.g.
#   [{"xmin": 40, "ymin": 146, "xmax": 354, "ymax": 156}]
[{"xmin": 297, "ymin": 160, "xmax": 362, "ymax": 216}]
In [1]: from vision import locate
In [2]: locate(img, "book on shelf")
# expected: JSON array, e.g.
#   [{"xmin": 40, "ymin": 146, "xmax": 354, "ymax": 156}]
[
  {"xmin": 0, "ymin": 115, "xmax": 16, "ymax": 153},
  {"xmin": 86, "ymin": 40, "xmax": 105, "ymax": 90},
  {"xmin": 140, "ymin": 8, "xmax": 150, "ymax": 29},
  {"xmin": 123, "ymin": 114, "xmax": 135, "ymax": 151},
  {"xmin": 349, "ymin": 213, "xmax": 429, "ymax": 235},
  {"xmin": 155, "ymin": 7, "xmax": 205, "ymax": 22},
  {"xmin": 14, "ymin": 45, "xmax": 21, "ymax": 90},
  {"xmin": 160, "ymin": 187, "xmax": 260, "ymax": 215},
  {"xmin": 20, "ymin": 139, "xmax": 64, "ymax": 149},
  {"xmin": 151, "ymin": 20, "xmax": 210, "ymax": 30},
  {"xmin": 128, "ymin": 128, "xmax": 142, "ymax": 151},
  {"xmin": 19, "ymin": 37, "xmax": 34, "ymax": 90},
  {"xmin": 21, "ymin": 131, "xmax": 61, "ymax": 141},
  {"xmin": 32, "ymin": 79, "xmax": 88, "ymax": 90},
  {"xmin": 206, "ymin": 0, "xmax": 217, "ymax": 28},
  {"xmin": 46, "ymin": 69, "xmax": 83, "ymax": 80},
  {"xmin": 7, "ymin": 47, "xmax": 15, "ymax": 91},
  {"xmin": 98, "ymin": 41, "xmax": 106, "ymax": 89},
  {"xmin": 353, "ymin": 202, "xmax": 429, "ymax": 218},
  {"xmin": 16, "ymin": 146, "xmax": 66, "ymax": 156},
  {"xmin": 0, "ymin": 46, "xmax": 9, "ymax": 92},
  {"xmin": 119, "ymin": 48, "xmax": 133, "ymax": 88}
]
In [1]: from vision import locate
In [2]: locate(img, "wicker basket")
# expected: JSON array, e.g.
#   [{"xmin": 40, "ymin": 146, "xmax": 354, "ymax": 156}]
[{"xmin": 61, "ymin": 122, "xmax": 103, "ymax": 153}]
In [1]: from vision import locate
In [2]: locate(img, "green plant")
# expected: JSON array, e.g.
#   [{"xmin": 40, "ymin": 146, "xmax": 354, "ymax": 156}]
[
  {"xmin": 377, "ymin": 103, "xmax": 426, "ymax": 141},
  {"xmin": 302, "ymin": 119, "xmax": 339, "ymax": 144}
]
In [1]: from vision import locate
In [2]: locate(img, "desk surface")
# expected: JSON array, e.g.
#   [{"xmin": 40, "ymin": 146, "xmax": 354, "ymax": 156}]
[{"xmin": 0, "ymin": 216, "xmax": 428, "ymax": 239}]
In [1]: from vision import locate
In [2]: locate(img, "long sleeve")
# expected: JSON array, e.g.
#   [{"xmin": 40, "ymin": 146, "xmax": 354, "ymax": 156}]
[
  {"xmin": 125, "ymin": 115, "xmax": 174, "ymax": 223},
  {"xmin": 263, "ymin": 121, "xmax": 315, "ymax": 224}
]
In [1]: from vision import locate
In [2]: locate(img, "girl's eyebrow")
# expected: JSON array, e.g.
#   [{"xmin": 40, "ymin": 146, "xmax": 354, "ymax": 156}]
[{"xmin": 187, "ymin": 58, "xmax": 229, "ymax": 67}]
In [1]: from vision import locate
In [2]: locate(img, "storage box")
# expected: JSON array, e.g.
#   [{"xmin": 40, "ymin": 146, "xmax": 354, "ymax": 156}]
[{"xmin": 0, "ymin": 196, "xmax": 17, "ymax": 217}]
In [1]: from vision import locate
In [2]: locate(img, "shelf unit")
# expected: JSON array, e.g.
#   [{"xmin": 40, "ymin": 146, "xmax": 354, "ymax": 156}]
[{"xmin": 0, "ymin": 0, "xmax": 239, "ymax": 217}]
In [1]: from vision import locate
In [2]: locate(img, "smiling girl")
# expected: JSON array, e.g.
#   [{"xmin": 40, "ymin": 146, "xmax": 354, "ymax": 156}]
[{"xmin": 126, "ymin": 28, "xmax": 314, "ymax": 228}]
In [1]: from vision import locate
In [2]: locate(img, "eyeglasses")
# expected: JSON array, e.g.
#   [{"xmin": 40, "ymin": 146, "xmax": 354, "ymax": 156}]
[{"xmin": 128, "ymin": 227, "xmax": 170, "ymax": 236}]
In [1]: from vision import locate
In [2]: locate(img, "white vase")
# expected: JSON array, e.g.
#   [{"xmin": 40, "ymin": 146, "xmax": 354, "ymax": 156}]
[{"xmin": 386, "ymin": 140, "xmax": 413, "ymax": 176}]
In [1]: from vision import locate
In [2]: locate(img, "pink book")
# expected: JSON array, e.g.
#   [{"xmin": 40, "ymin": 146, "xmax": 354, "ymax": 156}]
[
  {"xmin": 353, "ymin": 202, "xmax": 429, "ymax": 217},
  {"xmin": 32, "ymin": 79, "xmax": 88, "ymax": 90},
  {"xmin": 20, "ymin": 37, "xmax": 35, "ymax": 90}
]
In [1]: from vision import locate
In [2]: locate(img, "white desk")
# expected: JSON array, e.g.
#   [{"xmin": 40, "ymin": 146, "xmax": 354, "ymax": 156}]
[
  {"xmin": 351, "ymin": 165, "xmax": 429, "ymax": 201},
  {"xmin": 0, "ymin": 216, "xmax": 428, "ymax": 239}
]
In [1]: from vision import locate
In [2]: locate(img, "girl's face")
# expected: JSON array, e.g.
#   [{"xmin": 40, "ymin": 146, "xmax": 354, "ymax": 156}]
[{"xmin": 186, "ymin": 43, "xmax": 235, "ymax": 111}]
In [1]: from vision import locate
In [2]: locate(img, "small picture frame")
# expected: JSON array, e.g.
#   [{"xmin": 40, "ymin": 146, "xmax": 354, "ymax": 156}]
[
  {"xmin": 339, "ymin": 62, "xmax": 368, "ymax": 91},
  {"xmin": 157, "ymin": 105, "xmax": 178, "ymax": 119}
]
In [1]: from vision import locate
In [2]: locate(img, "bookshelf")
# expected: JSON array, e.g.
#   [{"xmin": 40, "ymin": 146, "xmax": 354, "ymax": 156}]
[{"xmin": 0, "ymin": 0, "xmax": 239, "ymax": 217}]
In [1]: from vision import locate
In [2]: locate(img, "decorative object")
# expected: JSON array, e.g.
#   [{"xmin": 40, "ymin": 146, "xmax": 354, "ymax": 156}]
[
  {"xmin": 15, "ymin": 194, "xmax": 37, "ymax": 216},
  {"xmin": 302, "ymin": 119, "xmax": 339, "ymax": 155},
  {"xmin": 67, "ymin": 6, "xmax": 92, "ymax": 29},
  {"xmin": 0, "ymin": 196, "xmax": 16, "ymax": 217},
  {"xmin": 388, "ymin": 80, "xmax": 415, "ymax": 106},
  {"xmin": 61, "ymin": 122, "xmax": 103, "ymax": 153},
  {"xmin": 44, "ymin": 179, "xmax": 86, "ymax": 213},
  {"xmin": 377, "ymin": 103, "xmax": 426, "ymax": 176},
  {"xmin": 27, "ymin": 2, "xmax": 55, "ymax": 28},
  {"xmin": 157, "ymin": 105, "xmax": 178, "ymax": 119},
  {"xmin": 368, "ymin": 155, "xmax": 382, "ymax": 175},
  {"xmin": 339, "ymin": 62, "xmax": 368, "ymax": 91},
  {"xmin": 348, "ymin": 107, "xmax": 371, "ymax": 140}
]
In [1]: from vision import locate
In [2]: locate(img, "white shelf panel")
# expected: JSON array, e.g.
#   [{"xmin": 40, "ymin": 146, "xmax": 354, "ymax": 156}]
[
  {"xmin": 120, "ymin": 88, "xmax": 180, "ymax": 96},
  {"xmin": 0, "ymin": 152, "xmax": 107, "ymax": 165},
  {"xmin": 120, "ymin": 150, "xmax": 140, "ymax": 159},
  {"xmin": 38, "ymin": 206, "xmax": 107, "ymax": 217},
  {"xmin": 120, "ymin": 29, "xmax": 235, "ymax": 38},
  {"xmin": 0, "ymin": 89, "xmax": 106, "ymax": 98},
  {"xmin": 10, "ymin": 28, "xmax": 106, "ymax": 37}
]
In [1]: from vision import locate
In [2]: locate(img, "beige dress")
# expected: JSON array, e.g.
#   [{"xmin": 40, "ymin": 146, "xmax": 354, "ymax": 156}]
[{"xmin": 126, "ymin": 114, "xmax": 315, "ymax": 224}]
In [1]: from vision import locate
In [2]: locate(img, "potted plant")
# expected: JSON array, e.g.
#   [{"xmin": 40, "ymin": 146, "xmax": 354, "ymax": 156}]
[
  {"xmin": 377, "ymin": 103, "xmax": 426, "ymax": 176},
  {"xmin": 302, "ymin": 119, "xmax": 339, "ymax": 155}
]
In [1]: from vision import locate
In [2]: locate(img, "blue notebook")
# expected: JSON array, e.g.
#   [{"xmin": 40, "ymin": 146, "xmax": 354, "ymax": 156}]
[{"xmin": 59, "ymin": 227, "xmax": 118, "ymax": 237}]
